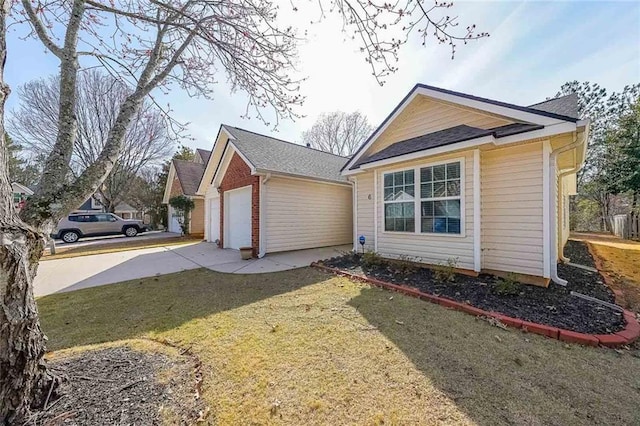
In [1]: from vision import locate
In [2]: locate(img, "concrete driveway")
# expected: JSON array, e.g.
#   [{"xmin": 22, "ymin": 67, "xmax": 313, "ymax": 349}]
[
  {"xmin": 34, "ymin": 242, "xmax": 351, "ymax": 297},
  {"xmin": 50, "ymin": 230, "xmax": 181, "ymax": 251}
]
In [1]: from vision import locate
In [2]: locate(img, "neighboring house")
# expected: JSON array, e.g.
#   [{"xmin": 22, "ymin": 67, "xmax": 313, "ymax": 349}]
[
  {"xmin": 162, "ymin": 148, "xmax": 211, "ymax": 235},
  {"xmin": 196, "ymin": 125, "xmax": 352, "ymax": 257},
  {"xmin": 76, "ymin": 195, "xmax": 104, "ymax": 212},
  {"xmin": 342, "ymin": 85, "xmax": 588, "ymax": 287},
  {"xmin": 114, "ymin": 202, "xmax": 148, "ymax": 222},
  {"xmin": 12, "ymin": 182, "xmax": 33, "ymax": 211}
]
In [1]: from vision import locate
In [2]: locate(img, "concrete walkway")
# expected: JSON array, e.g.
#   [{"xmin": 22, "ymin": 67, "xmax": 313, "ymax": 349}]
[{"xmin": 34, "ymin": 242, "xmax": 351, "ymax": 297}]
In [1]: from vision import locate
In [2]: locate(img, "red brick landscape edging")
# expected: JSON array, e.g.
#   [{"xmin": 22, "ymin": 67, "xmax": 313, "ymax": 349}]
[{"xmin": 311, "ymin": 263, "xmax": 640, "ymax": 348}]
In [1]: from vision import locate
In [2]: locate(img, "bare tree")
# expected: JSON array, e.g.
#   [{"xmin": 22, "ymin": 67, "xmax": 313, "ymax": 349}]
[
  {"xmin": 9, "ymin": 70, "xmax": 174, "ymax": 211},
  {"xmin": 0, "ymin": 0, "xmax": 486, "ymax": 421},
  {"xmin": 302, "ymin": 111, "xmax": 373, "ymax": 156}
]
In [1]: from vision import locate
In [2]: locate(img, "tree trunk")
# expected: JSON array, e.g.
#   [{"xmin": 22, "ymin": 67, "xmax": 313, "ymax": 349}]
[
  {"xmin": 0, "ymin": 3, "xmax": 59, "ymax": 422},
  {"xmin": 0, "ymin": 224, "xmax": 59, "ymax": 423}
]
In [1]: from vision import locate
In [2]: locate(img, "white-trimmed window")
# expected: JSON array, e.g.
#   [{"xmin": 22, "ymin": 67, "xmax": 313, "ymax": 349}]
[
  {"xmin": 420, "ymin": 162, "xmax": 461, "ymax": 234},
  {"xmin": 383, "ymin": 169, "xmax": 415, "ymax": 232}
]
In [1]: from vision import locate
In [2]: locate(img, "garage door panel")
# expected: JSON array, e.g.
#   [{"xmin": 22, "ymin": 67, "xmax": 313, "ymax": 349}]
[
  {"xmin": 225, "ymin": 186, "xmax": 252, "ymax": 249},
  {"xmin": 168, "ymin": 206, "xmax": 182, "ymax": 233},
  {"xmin": 209, "ymin": 197, "xmax": 220, "ymax": 242}
]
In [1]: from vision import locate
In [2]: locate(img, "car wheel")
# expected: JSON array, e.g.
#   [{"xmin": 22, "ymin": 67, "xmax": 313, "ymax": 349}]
[
  {"xmin": 61, "ymin": 231, "xmax": 80, "ymax": 243},
  {"xmin": 124, "ymin": 227, "xmax": 138, "ymax": 237}
]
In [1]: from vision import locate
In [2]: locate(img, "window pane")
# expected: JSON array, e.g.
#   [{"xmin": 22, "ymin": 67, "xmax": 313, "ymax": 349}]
[
  {"xmin": 421, "ymin": 201, "xmax": 434, "ymax": 217},
  {"xmin": 434, "ymin": 200, "xmax": 447, "ymax": 216},
  {"xmin": 384, "ymin": 170, "xmax": 415, "ymax": 201},
  {"xmin": 421, "ymin": 183, "xmax": 432, "ymax": 198},
  {"xmin": 433, "ymin": 182, "xmax": 446, "ymax": 197},
  {"xmin": 421, "ymin": 217, "xmax": 434, "ymax": 233},
  {"xmin": 447, "ymin": 218, "xmax": 461, "ymax": 234},
  {"xmin": 393, "ymin": 172, "xmax": 403, "ymax": 186},
  {"xmin": 421, "ymin": 167, "xmax": 432, "ymax": 183},
  {"xmin": 446, "ymin": 162, "xmax": 460, "ymax": 179},
  {"xmin": 405, "ymin": 217, "xmax": 415, "ymax": 232},
  {"xmin": 446, "ymin": 200, "xmax": 461, "ymax": 218},
  {"xmin": 384, "ymin": 202, "xmax": 414, "ymax": 232},
  {"xmin": 404, "ymin": 170, "xmax": 414, "ymax": 184},
  {"xmin": 405, "ymin": 185, "xmax": 415, "ymax": 197},
  {"xmin": 446, "ymin": 179, "xmax": 461, "ymax": 197},
  {"xmin": 434, "ymin": 217, "xmax": 447, "ymax": 233},
  {"xmin": 433, "ymin": 164, "xmax": 445, "ymax": 181}
]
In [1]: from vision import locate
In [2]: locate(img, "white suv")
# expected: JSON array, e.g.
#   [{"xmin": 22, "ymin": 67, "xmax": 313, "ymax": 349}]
[{"xmin": 53, "ymin": 212, "xmax": 146, "ymax": 243}]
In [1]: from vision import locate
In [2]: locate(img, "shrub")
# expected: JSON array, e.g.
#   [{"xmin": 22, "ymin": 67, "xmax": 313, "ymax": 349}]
[
  {"xmin": 393, "ymin": 255, "xmax": 418, "ymax": 275},
  {"xmin": 433, "ymin": 257, "xmax": 458, "ymax": 282},
  {"xmin": 494, "ymin": 273, "xmax": 521, "ymax": 296},
  {"xmin": 169, "ymin": 195, "xmax": 195, "ymax": 235},
  {"xmin": 361, "ymin": 251, "xmax": 384, "ymax": 268}
]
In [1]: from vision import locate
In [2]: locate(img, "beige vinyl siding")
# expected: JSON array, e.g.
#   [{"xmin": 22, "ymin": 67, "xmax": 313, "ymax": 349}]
[
  {"xmin": 374, "ymin": 151, "xmax": 476, "ymax": 270},
  {"xmin": 367, "ymin": 97, "xmax": 513, "ymax": 155},
  {"xmin": 265, "ymin": 177, "xmax": 352, "ymax": 252},
  {"xmin": 190, "ymin": 198, "xmax": 205, "ymax": 235},
  {"xmin": 481, "ymin": 142, "xmax": 544, "ymax": 276},
  {"xmin": 355, "ymin": 172, "xmax": 375, "ymax": 251}
]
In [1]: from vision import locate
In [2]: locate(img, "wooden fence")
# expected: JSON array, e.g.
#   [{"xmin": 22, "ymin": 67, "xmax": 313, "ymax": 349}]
[{"xmin": 612, "ymin": 213, "xmax": 640, "ymax": 240}]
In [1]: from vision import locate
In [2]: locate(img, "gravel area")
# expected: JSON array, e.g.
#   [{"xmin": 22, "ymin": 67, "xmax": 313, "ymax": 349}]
[
  {"xmin": 29, "ymin": 346, "xmax": 203, "ymax": 425},
  {"xmin": 321, "ymin": 252, "xmax": 625, "ymax": 334},
  {"xmin": 564, "ymin": 240, "xmax": 597, "ymax": 268}
]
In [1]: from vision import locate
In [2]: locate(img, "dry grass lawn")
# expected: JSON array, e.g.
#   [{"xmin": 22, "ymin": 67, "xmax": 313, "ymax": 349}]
[
  {"xmin": 43, "ymin": 236, "xmax": 200, "ymax": 260},
  {"xmin": 38, "ymin": 268, "xmax": 640, "ymax": 425},
  {"xmin": 573, "ymin": 233, "xmax": 640, "ymax": 312}
]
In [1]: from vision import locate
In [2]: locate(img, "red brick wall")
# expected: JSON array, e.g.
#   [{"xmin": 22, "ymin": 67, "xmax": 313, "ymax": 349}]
[
  {"xmin": 219, "ymin": 152, "xmax": 260, "ymax": 256},
  {"xmin": 169, "ymin": 173, "xmax": 183, "ymax": 199}
]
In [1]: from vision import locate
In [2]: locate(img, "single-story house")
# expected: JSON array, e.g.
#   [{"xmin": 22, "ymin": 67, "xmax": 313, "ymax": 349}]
[
  {"xmin": 342, "ymin": 84, "xmax": 589, "ymax": 287},
  {"xmin": 162, "ymin": 148, "xmax": 211, "ymax": 235},
  {"xmin": 75, "ymin": 194, "xmax": 105, "ymax": 212},
  {"xmin": 12, "ymin": 182, "xmax": 33, "ymax": 211},
  {"xmin": 195, "ymin": 125, "xmax": 353, "ymax": 257},
  {"xmin": 114, "ymin": 202, "xmax": 149, "ymax": 223}
]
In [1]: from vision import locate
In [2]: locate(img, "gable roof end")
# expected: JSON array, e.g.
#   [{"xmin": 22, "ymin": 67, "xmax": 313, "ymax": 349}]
[
  {"xmin": 342, "ymin": 83, "xmax": 580, "ymax": 172},
  {"xmin": 352, "ymin": 123, "xmax": 544, "ymax": 168},
  {"xmin": 196, "ymin": 148, "xmax": 212, "ymax": 165},
  {"xmin": 173, "ymin": 159, "xmax": 206, "ymax": 196}
]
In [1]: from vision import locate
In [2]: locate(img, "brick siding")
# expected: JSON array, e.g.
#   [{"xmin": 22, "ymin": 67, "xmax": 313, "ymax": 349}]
[{"xmin": 219, "ymin": 152, "xmax": 260, "ymax": 256}]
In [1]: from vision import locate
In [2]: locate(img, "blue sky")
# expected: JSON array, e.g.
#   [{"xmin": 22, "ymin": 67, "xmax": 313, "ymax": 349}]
[{"xmin": 5, "ymin": 1, "xmax": 640, "ymax": 154}]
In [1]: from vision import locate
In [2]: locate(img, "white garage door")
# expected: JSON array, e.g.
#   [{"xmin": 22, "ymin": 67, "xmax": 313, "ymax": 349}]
[
  {"xmin": 225, "ymin": 186, "xmax": 252, "ymax": 249},
  {"xmin": 209, "ymin": 197, "xmax": 220, "ymax": 242},
  {"xmin": 168, "ymin": 206, "xmax": 182, "ymax": 233}
]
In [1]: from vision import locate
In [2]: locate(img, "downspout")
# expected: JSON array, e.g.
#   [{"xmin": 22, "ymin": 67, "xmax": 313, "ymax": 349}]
[
  {"xmin": 258, "ymin": 173, "xmax": 271, "ymax": 258},
  {"xmin": 549, "ymin": 134, "xmax": 583, "ymax": 285},
  {"xmin": 347, "ymin": 177, "xmax": 357, "ymax": 252}
]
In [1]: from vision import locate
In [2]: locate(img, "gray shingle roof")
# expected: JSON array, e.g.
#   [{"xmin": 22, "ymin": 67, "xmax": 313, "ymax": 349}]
[
  {"xmin": 528, "ymin": 93, "xmax": 579, "ymax": 119},
  {"xmin": 173, "ymin": 159, "xmax": 206, "ymax": 196},
  {"xmin": 196, "ymin": 148, "xmax": 212, "ymax": 165},
  {"xmin": 223, "ymin": 126, "xmax": 349, "ymax": 183},
  {"xmin": 351, "ymin": 123, "xmax": 543, "ymax": 168}
]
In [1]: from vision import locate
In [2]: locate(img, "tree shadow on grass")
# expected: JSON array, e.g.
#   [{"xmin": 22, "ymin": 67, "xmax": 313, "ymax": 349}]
[
  {"xmin": 348, "ymin": 287, "xmax": 640, "ymax": 426},
  {"xmin": 37, "ymin": 267, "xmax": 329, "ymax": 352}
]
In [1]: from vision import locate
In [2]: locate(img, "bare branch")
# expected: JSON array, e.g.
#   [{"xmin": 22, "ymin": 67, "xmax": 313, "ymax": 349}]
[{"xmin": 20, "ymin": 0, "xmax": 63, "ymax": 58}]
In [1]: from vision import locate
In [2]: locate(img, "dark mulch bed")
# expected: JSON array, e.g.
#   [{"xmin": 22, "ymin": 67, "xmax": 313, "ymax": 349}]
[
  {"xmin": 564, "ymin": 239, "xmax": 597, "ymax": 268},
  {"xmin": 29, "ymin": 346, "xmax": 203, "ymax": 425},
  {"xmin": 322, "ymin": 252, "xmax": 625, "ymax": 335}
]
